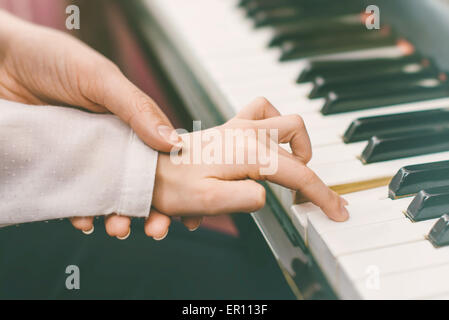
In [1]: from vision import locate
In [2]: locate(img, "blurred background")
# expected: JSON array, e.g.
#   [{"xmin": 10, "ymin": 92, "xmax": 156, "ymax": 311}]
[{"xmin": 0, "ymin": 0, "xmax": 294, "ymax": 299}]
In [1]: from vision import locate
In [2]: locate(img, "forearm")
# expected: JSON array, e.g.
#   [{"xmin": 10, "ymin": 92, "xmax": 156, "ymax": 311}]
[{"xmin": 0, "ymin": 99, "xmax": 157, "ymax": 225}]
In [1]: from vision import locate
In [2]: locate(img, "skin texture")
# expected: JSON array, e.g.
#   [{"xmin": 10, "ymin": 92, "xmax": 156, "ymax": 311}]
[
  {"xmin": 0, "ymin": 12, "xmax": 349, "ymax": 240},
  {"xmin": 151, "ymin": 98, "xmax": 349, "ymax": 235},
  {"xmin": 0, "ymin": 10, "xmax": 186, "ymax": 238}
]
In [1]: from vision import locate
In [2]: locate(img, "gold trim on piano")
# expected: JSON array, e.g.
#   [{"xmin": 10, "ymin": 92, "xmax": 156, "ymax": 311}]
[{"xmin": 294, "ymin": 176, "xmax": 393, "ymax": 204}]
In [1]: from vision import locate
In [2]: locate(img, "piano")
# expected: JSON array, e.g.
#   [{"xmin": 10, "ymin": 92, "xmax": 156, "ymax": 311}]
[{"xmin": 122, "ymin": 0, "xmax": 449, "ymax": 299}]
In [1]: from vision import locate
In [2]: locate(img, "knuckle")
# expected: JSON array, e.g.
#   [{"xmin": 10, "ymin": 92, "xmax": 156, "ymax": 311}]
[
  {"xmin": 132, "ymin": 90, "xmax": 154, "ymax": 113},
  {"xmin": 124, "ymin": 88, "xmax": 160, "ymax": 123},
  {"xmin": 300, "ymin": 168, "xmax": 317, "ymax": 186},
  {"xmin": 290, "ymin": 114, "xmax": 305, "ymax": 129},
  {"xmin": 254, "ymin": 96, "xmax": 271, "ymax": 107},
  {"xmin": 199, "ymin": 186, "xmax": 220, "ymax": 214},
  {"xmin": 253, "ymin": 185, "xmax": 266, "ymax": 210},
  {"xmin": 303, "ymin": 152, "xmax": 312, "ymax": 164},
  {"xmin": 245, "ymin": 184, "xmax": 266, "ymax": 212},
  {"xmin": 247, "ymin": 167, "xmax": 263, "ymax": 181}
]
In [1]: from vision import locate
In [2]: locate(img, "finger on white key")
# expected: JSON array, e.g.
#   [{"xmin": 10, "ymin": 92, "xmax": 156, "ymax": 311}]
[{"xmin": 264, "ymin": 155, "xmax": 349, "ymax": 222}]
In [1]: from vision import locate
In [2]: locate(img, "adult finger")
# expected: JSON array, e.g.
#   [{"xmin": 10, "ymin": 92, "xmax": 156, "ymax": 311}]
[
  {"xmin": 70, "ymin": 216, "xmax": 95, "ymax": 234},
  {"xmin": 144, "ymin": 209, "xmax": 171, "ymax": 240},
  {"xmin": 104, "ymin": 214, "xmax": 132, "ymax": 239},
  {"xmin": 87, "ymin": 67, "xmax": 181, "ymax": 153},
  {"xmin": 181, "ymin": 216, "xmax": 203, "ymax": 231}
]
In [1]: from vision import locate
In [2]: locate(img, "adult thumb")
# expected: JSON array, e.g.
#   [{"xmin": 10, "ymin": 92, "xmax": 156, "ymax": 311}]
[{"xmin": 100, "ymin": 72, "xmax": 181, "ymax": 153}]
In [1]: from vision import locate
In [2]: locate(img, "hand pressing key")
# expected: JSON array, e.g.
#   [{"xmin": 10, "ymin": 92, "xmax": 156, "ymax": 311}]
[{"xmin": 149, "ymin": 97, "xmax": 350, "ymax": 234}]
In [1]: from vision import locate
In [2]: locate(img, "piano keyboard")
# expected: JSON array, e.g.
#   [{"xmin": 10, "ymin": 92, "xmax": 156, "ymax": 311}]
[
  {"xmin": 292, "ymin": 160, "xmax": 449, "ymax": 299},
  {"xmin": 142, "ymin": 0, "xmax": 449, "ymax": 299}
]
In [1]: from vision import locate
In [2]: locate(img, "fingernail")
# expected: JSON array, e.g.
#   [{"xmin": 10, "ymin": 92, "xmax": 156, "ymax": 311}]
[
  {"xmin": 339, "ymin": 199, "xmax": 350, "ymax": 220},
  {"xmin": 188, "ymin": 218, "xmax": 203, "ymax": 232},
  {"xmin": 82, "ymin": 225, "xmax": 94, "ymax": 235},
  {"xmin": 158, "ymin": 125, "xmax": 181, "ymax": 145},
  {"xmin": 188, "ymin": 225, "xmax": 200, "ymax": 232},
  {"xmin": 153, "ymin": 229, "xmax": 169, "ymax": 241},
  {"xmin": 117, "ymin": 228, "xmax": 131, "ymax": 240}
]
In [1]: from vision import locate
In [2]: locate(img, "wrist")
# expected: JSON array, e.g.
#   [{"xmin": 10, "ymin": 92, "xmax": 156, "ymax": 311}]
[{"xmin": 152, "ymin": 153, "xmax": 183, "ymax": 215}]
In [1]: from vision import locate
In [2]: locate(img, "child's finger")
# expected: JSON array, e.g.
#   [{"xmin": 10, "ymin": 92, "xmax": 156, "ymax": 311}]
[
  {"xmin": 104, "ymin": 214, "xmax": 131, "ymax": 239},
  {"xmin": 252, "ymin": 114, "xmax": 312, "ymax": 163},
  {"xmin": 144, "ymin": 209, "xmax": 171, "ymax": 240},
  {"xmin": 267, "ymin": 155, "xmax": 349, "ymax": 222},
  {"xmin": 236, "ymin": 97, "xmax": 281, "ymax": 120},
  {"xmin": 70, "ymin": 216, "xmax": 94, "ymax": 234},
  {"xmin": 196, "ymin": 179, "xmax": 266, "ymax": 215}
]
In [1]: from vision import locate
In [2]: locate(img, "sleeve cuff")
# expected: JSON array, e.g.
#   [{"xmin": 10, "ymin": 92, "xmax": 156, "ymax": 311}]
[{"xmin": 116, "ymin": 132, "xmax": 158, "ymax": 218}]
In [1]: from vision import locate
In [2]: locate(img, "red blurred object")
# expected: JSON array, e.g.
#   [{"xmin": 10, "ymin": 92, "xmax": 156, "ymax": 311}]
[{"xmin": 0, "ymin": 0, "xmax": 65, "ymax": 29}]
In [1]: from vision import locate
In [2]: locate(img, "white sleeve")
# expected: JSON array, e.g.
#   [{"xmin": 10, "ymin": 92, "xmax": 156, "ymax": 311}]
[{"xmin": 0, "ymin": 98, "xmax": 158, "ymax": 225}]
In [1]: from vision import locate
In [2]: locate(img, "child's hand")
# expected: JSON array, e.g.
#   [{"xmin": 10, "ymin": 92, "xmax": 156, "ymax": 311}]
[
  {"xmin": 71, "ymin": 98, "xmax": 349, "ymax": 239},
  {"xmin": 148, "ymin": 98, "xmax": 349, "ymax": 237}
]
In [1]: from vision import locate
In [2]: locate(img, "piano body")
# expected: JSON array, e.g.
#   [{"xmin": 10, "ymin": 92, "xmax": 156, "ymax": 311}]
[{"xmin": 122, "ymin": 0, "xmax": 449, "ymax": 299}]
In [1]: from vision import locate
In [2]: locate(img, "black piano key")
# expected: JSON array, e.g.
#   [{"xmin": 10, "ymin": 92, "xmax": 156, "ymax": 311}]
[
  {"xmin": 238, "ymin": 0, "xmax": 253, "ymax": 7},
  {"xmin": 406, "ymin": 186, "xmax": 449, "ymax": 222},
  {"xmin": 297, "ymin": 54, "xmax": 425, "ymax": 83},
  {"xmin": 253, "ymin": 5, "xmax": 362, "ymax": 27},
  {"xmin": 310, "ymin": 65, "xmax": 439, "ymax": 99},
  {"xmin": 344, "ymin": 108, "xmax": 449, "ymax": 143},
  {"xmin": 321, "ymin": 77, "xmax": 449, "ymax": 115},
  {"xmin": 246, "ymin": 0, "xmax": 363, "ymax": 17},
  {"xmin": 388, "ymin": 160, "xmax": 449, "ymax": 199},
  {"xmin": 361, "ymin": 129, "xmax": 449, "ymax": 164},
  {"xmin": 269, "ymin": 21, "xmax": 366, "ymax": 47},
  {"xmin": 280, "ymin": 31, "xmax": 396, "ymax": 61},
  {"xmin": 253, "ymin": 7, "xmax": 302, "ymax": 27},
  {"xmin": 245, "ymin": 0, "xmax": 299, "ymax": 16},
  {"xmin": 427, "ymin": 214, "xmax": 449, "ymax": 247}
]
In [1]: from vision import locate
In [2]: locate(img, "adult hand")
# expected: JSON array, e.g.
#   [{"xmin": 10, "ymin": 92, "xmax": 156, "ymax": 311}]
[{"xmin": 0, "ymin": 10, "xmax": 182, "ymax": 238}]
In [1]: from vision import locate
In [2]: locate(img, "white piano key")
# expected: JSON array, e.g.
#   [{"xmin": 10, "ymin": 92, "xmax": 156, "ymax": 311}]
[
  {"xmin": 307, "ymin": 214, "xmax": 436, "ymax": 257},
  {"xmin": 311, "ymin": 150, "xmax": 449, "ymax": 187},
  {"xmin": 294, "ymin": 184, "xmax": 449, "ymax": 298},
  {"xmin": 310, "ymin": 217, "xmax": 435, "ymax": 292},
  {"xmin": 427, "ymin": 292, "xmax": 449, "ymax": 299},
  {"xmin": 307, "ymin": 198, "xmax": 411, "ymax": 236},
  {"xmin": 338, "ymin": 240, "xmax": 449, "ymax": 286},
  {"xmin": 353, "ymin": 263, "xmax": 449, "ymax": 299}
]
